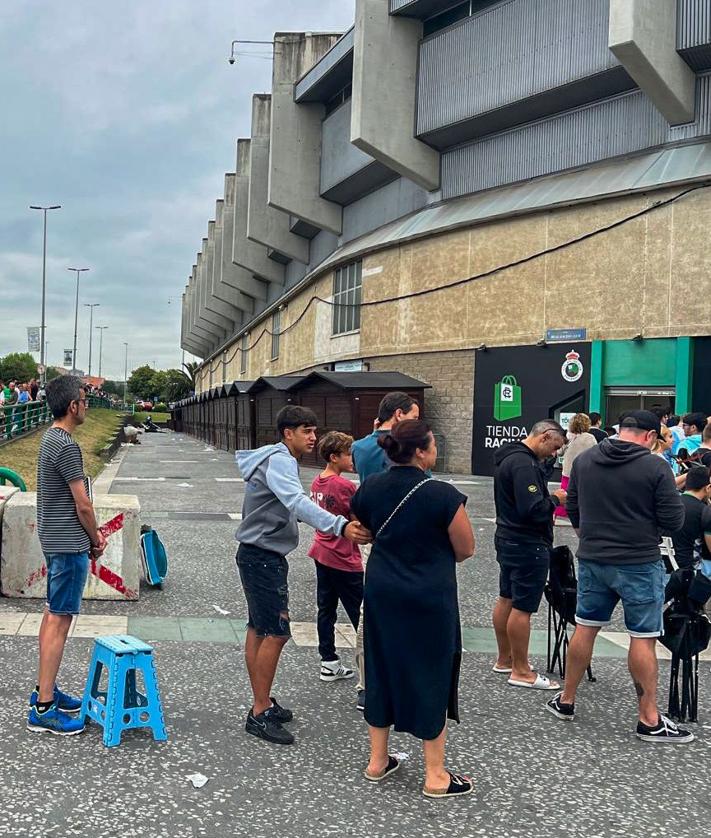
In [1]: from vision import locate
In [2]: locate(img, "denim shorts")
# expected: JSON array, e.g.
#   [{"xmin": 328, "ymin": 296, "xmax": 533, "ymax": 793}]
[
  {"xmin": 45, "ymin": 552, "xmax": 90, "ymax": 615},
  {"xmin": 576, "ymin": 559, "xmax": 665, "ymax": 638},
  {"xmin": 236, "ymin": 543, "xmax": 291, "ymax": 638},
  {"xmin": 495, "ymin": 538, "xmax": 550, "ymax": 614}
]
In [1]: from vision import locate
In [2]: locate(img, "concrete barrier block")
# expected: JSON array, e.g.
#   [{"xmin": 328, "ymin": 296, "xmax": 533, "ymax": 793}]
[{"xmin": 0, "ymin": 492, "xmax": 141, "ymax": 601}]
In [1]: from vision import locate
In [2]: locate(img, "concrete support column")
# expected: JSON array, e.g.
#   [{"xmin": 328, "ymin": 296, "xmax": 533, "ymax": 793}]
[
  {"xmin": 233, "ymin": 139, "xmax": 286, "ymax": 287},
  {"xmin": 196, "ymin": 249, "xmax": 233, "ymax": 334},
  {"xmin": 205, "ymin": 220, "xmax": 243, "ymax": 326},
  {"xmin": 211, "ymin": 199, "xmax": 252, "ymax": 318},
  {"xmin": 222, "ymin": 173, "xmax": 268, "ymax": 305},
  {"xmin": 351, "ymin": 0, "xmax": 440, "ymax": 191},
  {"xmin": 609, "ymin": 0, "xmax": 696, "ymax": 125},
  {"xmin": 268, "ymin": 33, "xmax": 343, "ymax": 234},
  {"xmin": 247, "ymin": 94, "xmax": 310, "ymax": 264}
]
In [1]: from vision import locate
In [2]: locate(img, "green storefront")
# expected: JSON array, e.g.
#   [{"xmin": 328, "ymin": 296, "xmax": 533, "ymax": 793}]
[{"xmin": 588, "ymin": 337, "xmax": 700, "ymax": 423}]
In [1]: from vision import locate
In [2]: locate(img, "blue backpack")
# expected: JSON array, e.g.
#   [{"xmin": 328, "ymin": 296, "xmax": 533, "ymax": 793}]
[{"xmin": 140, "ymin": 526, "xmax": 168, "ymax": 587}]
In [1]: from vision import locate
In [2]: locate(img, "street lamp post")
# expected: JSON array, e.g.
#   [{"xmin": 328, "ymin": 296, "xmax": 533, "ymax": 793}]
[
  {"xmin": 29, "ymin": 204, "xmax": 61, "ymax": 384},
  {"xmin": 123, "ymin": 342, "xmax": 129, "ymax": 406},
  {"xmin": 84, "ymin": 303, "xmax": 100, "ymax": 377},
  {"xmin": 67, "ymin": 268, "xmax": 89, "ymax": 374},
  {"xmin": 95, "ymin": 326, "xmax": 108, "ymax": 379}
]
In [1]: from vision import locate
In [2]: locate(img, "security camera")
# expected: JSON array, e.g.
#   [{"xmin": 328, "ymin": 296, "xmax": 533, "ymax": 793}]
[{"xmin": 228, "ymin": 57, "xmax": 235, "ymax": 65}]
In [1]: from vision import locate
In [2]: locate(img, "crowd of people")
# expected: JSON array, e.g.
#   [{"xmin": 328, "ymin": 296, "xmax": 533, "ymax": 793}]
[
  {"xmin": 1, "ymin": 378, "xmax": 44, "ymax": 439},
  {"xmin": 26, "ymin": 374, "xmax": 711, "ymax": 801}
]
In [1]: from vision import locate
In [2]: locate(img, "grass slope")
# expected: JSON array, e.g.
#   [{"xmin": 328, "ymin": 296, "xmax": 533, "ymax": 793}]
[{"xmin": 0, "ymin": 409, "xmax": 124, "ymax": 492}]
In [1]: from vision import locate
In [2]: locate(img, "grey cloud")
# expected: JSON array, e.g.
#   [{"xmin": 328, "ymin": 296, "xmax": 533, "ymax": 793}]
[{"xmin": 0, "ymin": 0, "xmax": 354, "ymax": 379}]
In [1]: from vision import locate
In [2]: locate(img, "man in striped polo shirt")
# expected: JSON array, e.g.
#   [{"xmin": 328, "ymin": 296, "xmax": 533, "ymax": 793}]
[{"xmin": 27, "ymin": 375, "xmax": 107, "ymax": 736}]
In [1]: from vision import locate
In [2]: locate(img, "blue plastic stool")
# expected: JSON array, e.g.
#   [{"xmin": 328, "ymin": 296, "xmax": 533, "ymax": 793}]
[{"xmin": 80, "ymin": 635, "xmax": 167, "ymax": 748}]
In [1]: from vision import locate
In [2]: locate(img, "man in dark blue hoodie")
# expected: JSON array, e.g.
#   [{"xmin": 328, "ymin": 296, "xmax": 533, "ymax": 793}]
[{"xmin": 546, "ymin": 410, "xmax": 691, "ymax": 743}]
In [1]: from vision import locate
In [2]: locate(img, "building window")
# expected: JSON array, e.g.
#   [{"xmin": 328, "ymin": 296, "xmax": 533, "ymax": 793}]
[
  {"xmin": 240, "ymin": 333, "xmax": 249, "ymax": 375},
  {"xmin": 423, "ymin": 0, "xmax": 502, "ymax": 38},
  {"xmin": 332, "ymin": 261, "xmax": 362, "ymax": 336},
  {"xmin": 325, "ymin": 82, "xmax": 353, "ymax": 116},
  {"xmin": 271, "ymin": 310, "xmax": 281, "ymax": 360}
]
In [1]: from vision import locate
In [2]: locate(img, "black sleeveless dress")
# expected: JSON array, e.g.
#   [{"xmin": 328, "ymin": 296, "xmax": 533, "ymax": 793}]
[{"xmin": 350, "ymin": 466, "xmax": 467, "ymax": 741}]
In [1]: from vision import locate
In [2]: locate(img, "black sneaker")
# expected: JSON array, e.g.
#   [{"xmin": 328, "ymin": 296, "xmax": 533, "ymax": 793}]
[
  {"xmin": 356, "ymin": 689, "xmax": 365, "ymax": 713},
  {"xmin": 545, "ymin": 692, "xmax": 575, "ymax": 721},
  {"xmin": 269, "ymin": 696, "xmax": 293, "ymax": 723},
  {"xmin": 636, "ymin": 714, "xmax": 694, "ymax": 744},
  {"xmin": 245, "ymin": 708, "xmax": 295, "ymax": 745}
]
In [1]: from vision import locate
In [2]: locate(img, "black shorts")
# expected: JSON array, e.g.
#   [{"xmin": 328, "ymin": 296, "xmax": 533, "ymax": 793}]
[
  {"xmin": 495, "ymin": 538, "xmax": 550, "ymax": 614},
  {"xmin": 236, "ymin": 543, "xmax": 291, "ymax": 637}
]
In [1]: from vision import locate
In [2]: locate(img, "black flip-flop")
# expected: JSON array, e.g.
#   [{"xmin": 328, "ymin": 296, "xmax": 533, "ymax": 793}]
[
  {"xmin": 364, "ymin": 755, "xmax": 400, "ymax": 782},
  {"xmin": 423, "ymin": 772, "xmax": 473, "ymax": 800}
]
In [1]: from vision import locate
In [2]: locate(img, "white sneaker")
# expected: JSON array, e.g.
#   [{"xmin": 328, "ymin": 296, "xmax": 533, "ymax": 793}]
[{"xmin": 320, "ymin": 660, "xmax": 355, "ymax": 682}]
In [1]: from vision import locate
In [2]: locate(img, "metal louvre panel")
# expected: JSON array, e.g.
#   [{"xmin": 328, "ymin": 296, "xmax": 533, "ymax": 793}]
[
  {"xmin": 417, "ymin": 0, "xmax": 618, "ymax": 136},
  {"xmin": 390, "ymin": 0, "xmax": 417, "ymax": 10},
  {"xmin": 677, "ymin": 0, "xmax": 711, "ymax": 49},
  {"xmin": 442, "ymin": 75, "xmax": 711, "ymax": 199}
]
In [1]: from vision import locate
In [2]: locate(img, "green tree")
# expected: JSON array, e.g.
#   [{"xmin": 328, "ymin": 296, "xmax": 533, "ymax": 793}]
[
  {"xmin": 163, "ymin": 368, "xmax": 192, "ymax": 402},
  {"xmin": 149, "ymin": 370, "xmax": 168, "ymax": 402},
  {"xmin": 101, "ymin": 380, "xmax": 124, "ymax": 397},
  {"xmin": 126, "ymin": 365, "xmax": 155, "ymax": 400},
  {"xmin": 46, "ymin": 367, "xmax": 62, "ymax": 382},
  {"xmin": 0, "ymin": 352, "xmax": 38, "ymax": 382},
  {"xmin": 182, "ymin": 361, "xmax": 199, "ymax": 388}
]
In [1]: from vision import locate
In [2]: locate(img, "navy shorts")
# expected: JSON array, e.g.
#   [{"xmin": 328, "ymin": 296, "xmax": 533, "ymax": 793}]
[
  {"xmin": 45, "ymin": 552, "xmax": 90, "ymax": 615},
  {"xmin": 576, "ymin": 559, "xmax": 665, "ymax": 638},
  {"xmin": 236, "ymin": 543, "xmax": 291, "ymax": 638},
  {"xmin": 495, "ymin": 538, "xmax": 550, "ymax": 614}
]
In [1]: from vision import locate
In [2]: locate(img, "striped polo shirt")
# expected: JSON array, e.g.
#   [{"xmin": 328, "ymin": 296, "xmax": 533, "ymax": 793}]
[{"xmin": 37, "ymin": 426, "xmax": 91, "ymax": 554}]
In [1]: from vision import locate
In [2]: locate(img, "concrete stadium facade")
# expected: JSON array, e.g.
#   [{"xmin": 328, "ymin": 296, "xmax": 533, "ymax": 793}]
[{"xmin": 180, "ymin": 0, "xmax": 711, "ymax": 474}]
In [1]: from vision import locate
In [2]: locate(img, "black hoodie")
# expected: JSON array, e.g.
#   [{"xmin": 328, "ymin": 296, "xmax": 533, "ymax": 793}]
[
  {"xmin": 494, "ymin": 442, "xmax": 557, "ymax": 546},
  {"xmin": 567, "ymin": 438, "xmax": 684, "ymax": 565}
]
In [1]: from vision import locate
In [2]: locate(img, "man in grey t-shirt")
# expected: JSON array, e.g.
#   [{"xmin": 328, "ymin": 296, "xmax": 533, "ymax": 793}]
[{"xmin": 27, "ymin": 376, "xmax": 107, "ymax": 737}]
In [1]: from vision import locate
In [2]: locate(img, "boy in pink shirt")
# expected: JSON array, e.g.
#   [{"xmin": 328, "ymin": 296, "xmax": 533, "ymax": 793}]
[{"xmin": 308, "ymin": 432, "xmax": 363, "ymax": 682}]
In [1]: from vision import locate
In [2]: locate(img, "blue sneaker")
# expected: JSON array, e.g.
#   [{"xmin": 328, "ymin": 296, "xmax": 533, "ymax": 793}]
[
  {"xmin": 27, "ymin": 705, "xmax": 85, "ymax": 736},
  {"xmin": 29, "ymin": 685, "xmax": 82, "ymax": 714}
]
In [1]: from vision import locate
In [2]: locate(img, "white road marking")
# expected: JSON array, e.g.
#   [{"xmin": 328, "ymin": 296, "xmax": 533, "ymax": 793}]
[
  {"xmin": 228, "ymin": 513, "xmax": 243, "ymax": 520},
  {"xmin": 215, "ymin": 478, "xmax": 244, "ymax": 482}
]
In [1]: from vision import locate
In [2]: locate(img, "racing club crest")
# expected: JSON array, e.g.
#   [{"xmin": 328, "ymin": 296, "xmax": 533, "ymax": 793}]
[{"xmin": 561, "ymin": 349, "xmax": 583, "ymax": 383}]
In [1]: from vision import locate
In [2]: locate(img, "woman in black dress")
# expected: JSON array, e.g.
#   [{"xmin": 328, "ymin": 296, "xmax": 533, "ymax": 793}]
[{"xmin": 350, "ymin": 420, "xmax": 475, "ymax": 799}]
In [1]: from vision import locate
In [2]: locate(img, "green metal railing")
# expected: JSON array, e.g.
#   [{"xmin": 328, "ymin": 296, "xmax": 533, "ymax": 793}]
[{"xmin": 1, "ymin": 400, "xmax": 52, "ymax": 442}]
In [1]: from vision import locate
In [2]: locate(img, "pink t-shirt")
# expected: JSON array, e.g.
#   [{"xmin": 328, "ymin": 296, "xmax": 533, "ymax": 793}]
[{"xmin": 308, "ymin": 473, "xmax": 363, "ymax": 573}]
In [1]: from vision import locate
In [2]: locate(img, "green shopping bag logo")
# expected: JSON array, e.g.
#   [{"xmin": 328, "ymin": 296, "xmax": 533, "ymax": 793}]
[{"xmin": 494, "ymin": 375, "xmax": 522, "ymax": 421}]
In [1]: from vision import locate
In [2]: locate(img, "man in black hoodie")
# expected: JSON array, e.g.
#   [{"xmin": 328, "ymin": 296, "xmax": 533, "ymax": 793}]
[
  {"xmin": 492, "ymin": 420, "xmax": 568, "ymax": 689},
  {"xmin": 545, "ymin": 410, "xmax": 692, "ymax": 743}
]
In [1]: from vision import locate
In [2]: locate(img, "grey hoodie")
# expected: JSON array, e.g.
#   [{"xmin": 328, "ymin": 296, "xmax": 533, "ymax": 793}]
[{"xmin": 235, "ymin": 442, "xmax": 347, "ymax": 555}]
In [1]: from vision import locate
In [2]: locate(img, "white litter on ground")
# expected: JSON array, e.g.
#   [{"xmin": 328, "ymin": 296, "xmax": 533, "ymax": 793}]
[
  {"xmin": 176, "ymin": 482, "xmax": 193, "ymax": 488},
  {"xmin": 392, "ymin": 752, "xmax": 409, "ymax": 761},
  {"xmin": 187, "ymin": 773, "xmax": 209, "ymax": 789},
  {"xmin": 212, "ymin": 605, "xmax": 230, "ymax": 616}
]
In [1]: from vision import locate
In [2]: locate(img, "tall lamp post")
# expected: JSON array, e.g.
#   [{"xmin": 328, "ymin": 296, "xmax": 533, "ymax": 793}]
[
  {"xmin": 95, "ymin": 326, "xmax": 108, "ymax": 379},
  {"xmin": 67, "ymin": 267, "xmax": 89, "ymax": 374},
  {"xmin": 84, "ymin": 303, "xmax": 100, "ymax": 377},
  {"xmin": 29, "ymin": 204, "xmax": 61, "ymax": 384},
  {"xmin": 123, "ymin": 342, "xmax": 129, "ymax": 406}
]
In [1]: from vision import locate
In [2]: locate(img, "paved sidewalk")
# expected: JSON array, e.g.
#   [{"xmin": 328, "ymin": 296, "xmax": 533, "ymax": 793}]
[{"xmin": 0, "ymin": 432, "xmax": 709, "ymax": 838}]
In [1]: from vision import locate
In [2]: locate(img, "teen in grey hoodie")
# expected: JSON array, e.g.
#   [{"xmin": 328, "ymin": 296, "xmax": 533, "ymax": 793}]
[
  {"xmin": 236, "ymin": 441, "xmax": 348, "ymax": 553},
  {"xmin": 233, "ymin": 405, "xmax": 370, "ymax": 747}
]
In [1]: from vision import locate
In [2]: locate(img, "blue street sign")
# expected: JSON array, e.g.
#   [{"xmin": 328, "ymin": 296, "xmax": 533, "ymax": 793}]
[{"xmin": 545, "ymin": 328, "xmax": 587, "ymax": 342}]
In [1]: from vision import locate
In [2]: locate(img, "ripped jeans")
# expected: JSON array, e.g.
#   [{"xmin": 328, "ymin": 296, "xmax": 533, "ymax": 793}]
[{"xmin": 236, "ymin": 543, "xmax": 291, "ymax": 637}]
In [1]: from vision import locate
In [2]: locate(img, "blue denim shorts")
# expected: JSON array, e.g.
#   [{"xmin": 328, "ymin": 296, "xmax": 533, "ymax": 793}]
[
  {"xmin": 45, "ymin": 552, "xmax": 90, "ymax": 615},
  {"xmin": 576, "ymin": 559, "xmax": 665, "ymax": 638}
]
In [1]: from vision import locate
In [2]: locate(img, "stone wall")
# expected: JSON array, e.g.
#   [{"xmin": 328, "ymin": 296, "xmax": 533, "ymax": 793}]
[{"xmin": 367, "ymin": 350, "xmax": 475, "ymax": 473}]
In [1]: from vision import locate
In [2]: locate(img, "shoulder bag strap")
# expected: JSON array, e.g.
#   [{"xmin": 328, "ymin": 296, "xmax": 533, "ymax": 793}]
[{"xmin": 376, "ymin": 477, "xmax": 433, "ymax": 539}]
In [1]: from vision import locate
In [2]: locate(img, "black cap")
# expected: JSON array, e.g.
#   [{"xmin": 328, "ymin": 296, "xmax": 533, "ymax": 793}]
[{"xmin": 620, "ymin": 410, "xmax": 661, "ymax": 435}]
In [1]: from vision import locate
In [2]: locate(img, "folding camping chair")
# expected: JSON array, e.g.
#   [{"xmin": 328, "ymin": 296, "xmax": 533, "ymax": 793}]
[
  {"xmin": 661, "ymin": 566, "xmax": 711, "ymax": 723},
  {"xmin": 544, "ymin": 545, "xmax": 595, "ymax": 681}
]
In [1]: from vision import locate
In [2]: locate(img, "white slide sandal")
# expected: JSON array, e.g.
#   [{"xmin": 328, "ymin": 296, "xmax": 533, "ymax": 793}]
[{"xmin": 507, "ymin": 673, "xmax": 559, "ymax": 690}]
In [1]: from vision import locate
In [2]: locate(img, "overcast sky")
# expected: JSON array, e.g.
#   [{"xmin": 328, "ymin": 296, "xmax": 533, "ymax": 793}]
[{"xmin": 0, "ymin": 0, "xmax": 354, "ymax": 380}]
